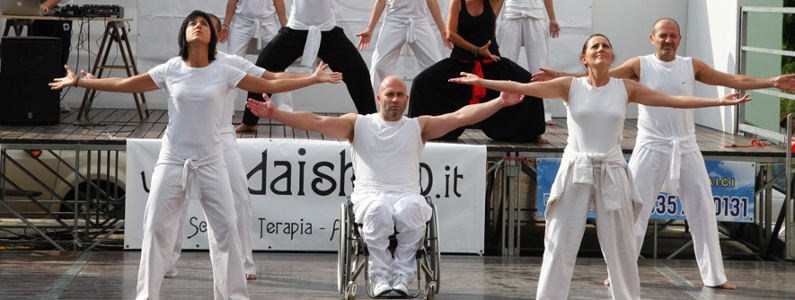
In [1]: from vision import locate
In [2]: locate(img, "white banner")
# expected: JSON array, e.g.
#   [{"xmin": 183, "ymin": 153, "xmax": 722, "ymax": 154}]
[{"xmin": 125, "ymin": 138, "xmax": 485, "ymax": 254}]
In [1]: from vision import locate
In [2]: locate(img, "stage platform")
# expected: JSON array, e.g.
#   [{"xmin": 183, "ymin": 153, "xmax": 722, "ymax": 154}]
[
  {"xmin": 0, "ymin": 109, "xmax": 789, "ymax": 255},
  {"xmin": 0, "ymin": 108, "xmax": 787, "ymax": 161},
  {"xmin": 0, "ymin": 251, "xmax": 793, "ymax": 299}
]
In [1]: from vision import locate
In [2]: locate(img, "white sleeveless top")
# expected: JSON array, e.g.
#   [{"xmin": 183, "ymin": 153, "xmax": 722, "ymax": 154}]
[
  {"xmin": 502, "ymin": 0, "xmax": 545, "ymax": 20},
  {"xmin": 351, "ymin": 114, "xmax": 424, "ymax": 193},
  {"xmin": 385, "ymin": 0, "xmax": 429, "ymax": 22},
  {"xmin": 286, "ymin": 0, "xmax": 336, "ymax": 30},
  {"xmin": 565, "ymin": 77, "xmax": 628, "ymax": 153},
  {"xmin": 235, "ymin": 0, "xmax": 276, "ymax": 20},
  {"xmin": 637, "ymin": 54, "xmax": 696, "ymax": 139}
]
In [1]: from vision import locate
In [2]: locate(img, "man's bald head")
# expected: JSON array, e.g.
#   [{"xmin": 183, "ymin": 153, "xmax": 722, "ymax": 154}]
[
  {"xmin": 379, "ymin": 75, "xmax": 407, "ymax": 94},
  {"xmin": 652, "ymin": 18, "xmax": 680, "ymax": 35},
  {"xmin": 377, "ymin": 75, "xmax": 409, "ymax": 121}
]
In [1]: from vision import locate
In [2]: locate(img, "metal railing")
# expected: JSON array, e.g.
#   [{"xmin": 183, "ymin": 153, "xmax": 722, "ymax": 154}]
[{"xmin": 736, "ymin": 6, "xmax": 795, "ymax": 260}]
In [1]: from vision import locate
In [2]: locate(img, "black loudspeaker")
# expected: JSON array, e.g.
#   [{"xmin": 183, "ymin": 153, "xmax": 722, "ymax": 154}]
[{"xmin": 0, "ymin": 36, "xmax": 61, "ymax": 125}]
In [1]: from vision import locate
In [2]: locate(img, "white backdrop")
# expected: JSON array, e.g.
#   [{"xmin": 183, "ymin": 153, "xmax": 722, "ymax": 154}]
[{"xmin": 124, "ymin": 138, "xmax": 486, "ymax": 254}]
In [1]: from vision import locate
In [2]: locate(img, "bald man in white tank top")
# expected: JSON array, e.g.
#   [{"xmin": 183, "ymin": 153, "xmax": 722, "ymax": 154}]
[
  {"xmin": 245, "ymin": 75, "xmax": 524, "ymax": 297},
  {"xmin": 536, "ymin": 18, "xmax": 795, "ymax": 290}
]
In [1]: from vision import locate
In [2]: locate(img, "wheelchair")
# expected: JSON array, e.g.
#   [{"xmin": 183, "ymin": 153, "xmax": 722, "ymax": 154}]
[{"xmin": 338, "ymin": 196, "xmax": 441, "ymax": 300}]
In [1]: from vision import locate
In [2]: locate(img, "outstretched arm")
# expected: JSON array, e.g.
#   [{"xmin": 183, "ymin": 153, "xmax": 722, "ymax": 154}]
[
  {"xmin": 237, "ymin": 62, "xmax": 337, "ymax": 93},
  {"xmin": 625, "ymin": 79, "xmax": 751, "ymax": 108},
  {"xmin": 450, "ymin": 72, "xmax": 571, "ymax": 100},
  {"xmin": 263, "ymin": 62, "xmax": 342, "ymax": 84},
  {"xmin": 532, "ymin": 57, "xmax": 640, "ymax": 82},
  {"xmin": 246, "ymin": 94, "xmax": 357, "ymax": 141},
  {"xmin": 50, "ymin": 65, "xmax": 159, "ymax": 93},
  {"xmin": 419, "ymin": 91, "xmax": 523, "ymax": 142},
  {"xmin": 356, "ymin": 0, "xmax": 387, "ymax": 51},
  {"xmin": 428, "ymin": 0, "xmax": 453, "ymax": 49},
  {"xmin": 694, "ymin": 59, "xmax": 795, "ymax": 91}
]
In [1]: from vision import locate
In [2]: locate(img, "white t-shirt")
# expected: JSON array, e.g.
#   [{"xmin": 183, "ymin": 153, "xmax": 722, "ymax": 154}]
[
  {"xmin": 148, "ymin": 58, "xmax": 246, "ymax": 159},
  {"xmin": 637, "ymin": 54, "xmax": 696, "ymax": 139},
  {"xmin": 216, "ymin": 52, "xmax": 266, "ymax": 134},
  {"xmin": 351, "ymin": 114, "xmax": 424, "ymax": 194},
  {"xmin": 286, "ymin": 0, "xmax": 336, "ymax": 31},
  {"xmin": 565, "ymin": 77, "xmax": 628, "ymax": 153}
]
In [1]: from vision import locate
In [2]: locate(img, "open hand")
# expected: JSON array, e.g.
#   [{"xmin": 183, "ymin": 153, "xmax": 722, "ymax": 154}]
[
  {"xmin": 314, "ymin": 62, "xmax": 343, "ymax": 83},
  {"xmin": 478, "ymin": 41, "xmax": 500, "ymax": 61},
  {"xmin": 499, "ymin": 91, "xmax": 525, "ymax": 107},
  {"xmin": 549, "ymin": 20, "xmax": 561, "ymax": 38},
  {"xmin": 246, "ymin": 93, "xmax": 276, "ymax": 119},
  {"xmin": 448, "ymin": 72, "xmax": 482, "ymax": 86},
  {"xmin": 531, "ymin": 67, "xmax": 560, "ymax": 82},
  {"xmin": 49, "ymin": 65, "xmax": 78, "ymax": 90},
  {"xmin": 356, "ymin": 31, "xmax": 372, "ymax": 51},
  {"xmin": 720, "ymin": 92, "xmax": 752, "ymax": 105},
  {"xmin": 773, "ymin": 74, "xmax": 795, "ymax": 91}
]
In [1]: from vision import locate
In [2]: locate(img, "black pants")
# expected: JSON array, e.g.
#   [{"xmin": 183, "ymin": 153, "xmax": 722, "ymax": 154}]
[
  {"xmin": 242, "ymin": 26, "xmax": 376, "ymax": 125},
  {"xmin": 408, "ymin": 57, "xmax": 545, "ymax": 142},
  {"xmin": 32, "ymin": 20, "xmax": 72, "ymax": 77}
]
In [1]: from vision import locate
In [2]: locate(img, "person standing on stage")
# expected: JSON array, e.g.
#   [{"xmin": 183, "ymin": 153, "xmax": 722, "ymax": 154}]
[
  {"xmin": 534, "ymin": 18, "xmax": 795, "ymax": 290},
  {"xmin": 160, "ymin": 13, "xmax": 342, "ymax": 282},
  {"xmin": 356, "ymin": 0, "xmax": 452, "ymax": 98},
  {"xmin": 217, "ymin": 0, "xmax": 294, "ymax": 114},
  {"xmin": 35, "ymin": 0, "xmax": 74, "ymax": 112},
  {"xmin": 51, "ymin": 10, "xmax": 340, "ymax": 299},
  {"xmin": 495, "ymin": 0, "xmax": 560, "ymax": 125},
  {"xmin": 407, "ymin": 0, "xmax": 547, "ymax": 142},
  {"xmin": 235, "ymin": 0, "xmax": 377, "ymax": 132},
  {"xmin": 246, "ymin": 75, "xmax": 524, "ymax": 296},
  {"xmin": 451, "ymin": 33, "xmax": 751, "ymax": 300}
]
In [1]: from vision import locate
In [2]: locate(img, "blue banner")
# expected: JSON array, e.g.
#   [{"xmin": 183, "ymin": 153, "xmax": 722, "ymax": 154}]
[{"xmin": 536, "ymin": 159, "xmax": 755, "ymax": 223}]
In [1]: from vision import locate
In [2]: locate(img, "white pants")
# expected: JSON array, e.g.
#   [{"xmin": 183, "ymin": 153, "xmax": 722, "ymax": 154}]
[
  {"xmin": 167, "ymin": 132, "xmax": 257, "ymax": 276},
  {"xmin": 352, "ymin": 190, "xmax": 432, "ymax": 281},
  {"xmin": 537, "ymin": 166, "xmax": 640, "ymax": 300},
  {"xmin": 228, "ymin": 14, "xmax": 293, "ymax": 111},
  {"xmin": 370, "ymin": 19, "xmax": 441, "ymax": 100},
  {"xmin": 136, "ymin": 160, "xmax": 248, "ymax": 300},
  {"xmin": 495, "ymin": 16, "xmax": 552, "ymax": 122},
  {"xmin": 628, "ymin": 145, "xmax": 727, "ymax": 286}
]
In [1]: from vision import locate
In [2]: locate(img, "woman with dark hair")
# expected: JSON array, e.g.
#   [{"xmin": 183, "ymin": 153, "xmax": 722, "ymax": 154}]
[
  {"xmin": 50, "ymin": 10, "xmax": 333, "ymax": 299},
  {"xmin": 451, "ymin": 34, "xmax": 751, "ymax": 299},
  {"xmin": 407, "ymin": 0, "xmax": 546, "ymax": 142}
]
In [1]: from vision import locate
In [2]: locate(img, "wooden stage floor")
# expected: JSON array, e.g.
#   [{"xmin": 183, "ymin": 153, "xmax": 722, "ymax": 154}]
[
  {"xmin": 0, "ymin": 108, "xmax": 787, "ymax": 161},
  {"xmin": 1, "ymin": 251, "xmax": 793, "ymax": 299}
]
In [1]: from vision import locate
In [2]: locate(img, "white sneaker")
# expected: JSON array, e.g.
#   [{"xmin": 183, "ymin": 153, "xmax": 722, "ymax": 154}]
[
  {"xmin": 60, "ymin": 102, "xmax": 71, "ymax": 113},
  {"xmin": 370, "ymin": 273, "xmax": 391, "ymax": 296},
  {"xmin": 164, "ymin": 268, "xmax": 177, "ymax": 278},
  {"xmin": 390, "ymin": 273, "xmax": 409, "ymax": 296}
]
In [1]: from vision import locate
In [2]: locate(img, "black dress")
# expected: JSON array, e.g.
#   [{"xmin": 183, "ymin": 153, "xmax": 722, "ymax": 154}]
[{"xmin": 407, "ymin": 0, "xmax": 545, "ymax": 142}]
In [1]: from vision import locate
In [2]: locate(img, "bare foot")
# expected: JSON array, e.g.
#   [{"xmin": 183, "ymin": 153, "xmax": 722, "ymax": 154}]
[
  {"xmin": 546, "ymin": 120, "xmax": 557, "ymax": 126},
  {"xmin": 536, "ymin": 135, "xmax": 549, "ymax": 144},
  {"xmin": 246, "ymin": 274, "xmax": 257, "ymax": 280},
  {"xmin": 603, "ymin": 278, "xmax": 610, "ymax": 286},
  {"xmin": 235, "ymin": 124, "xmax": 257, "ymax": 132},
  {"xmin": 709, "ymin": 282, "xmax": 736, "ymax": 290}
]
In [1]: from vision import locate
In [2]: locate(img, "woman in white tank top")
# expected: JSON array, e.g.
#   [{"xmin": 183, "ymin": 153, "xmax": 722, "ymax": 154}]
[{"xmin": 451, "ymin": 34, "xmax": 751, "ymax": 300}]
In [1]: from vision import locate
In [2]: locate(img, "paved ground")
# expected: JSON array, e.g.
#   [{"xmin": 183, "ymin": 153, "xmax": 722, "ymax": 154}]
[{"xmin": 1, "ymin": 251, "xmax": 793, "ymax": 299}]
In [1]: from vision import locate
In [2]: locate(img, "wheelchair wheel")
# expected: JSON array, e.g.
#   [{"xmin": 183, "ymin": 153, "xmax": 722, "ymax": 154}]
[
  {"xmin": 338, "ymin": 202, "xmax": 351, "ymax": 294},
  {"xmin": 427, "ymin": 200, "xmax": 441, "ymax": 294}
]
